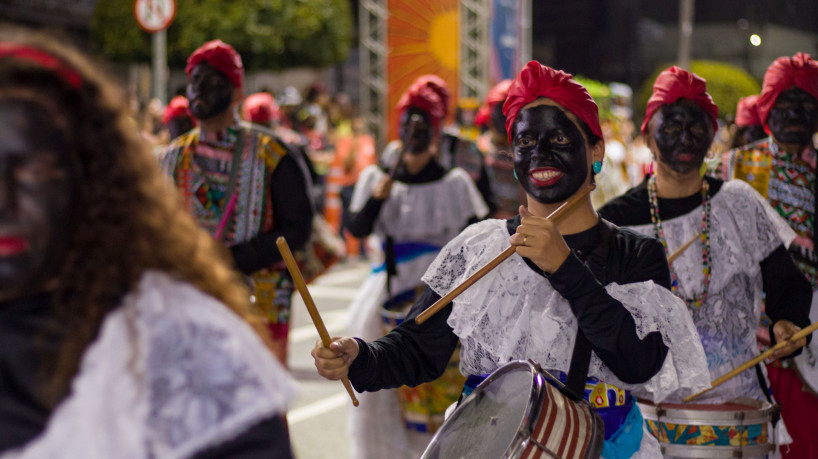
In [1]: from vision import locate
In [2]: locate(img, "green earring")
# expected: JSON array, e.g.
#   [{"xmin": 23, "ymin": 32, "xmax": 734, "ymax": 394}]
[
  {"xmin": 513, "ymin": 169, "xmax": 518, "ymax": 180},
  {"xmin": 592, "ymin": 160, "xmax": 603, "ymax": 174},
  {"xmin": 699, "ymin": 160, "xmax": 708, "ymax": 178}
]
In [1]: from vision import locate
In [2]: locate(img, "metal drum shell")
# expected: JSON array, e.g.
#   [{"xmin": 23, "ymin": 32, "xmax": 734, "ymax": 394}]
[{"xmin": 420, "ymin": 361, "xmax": 545, "ymax": 459}]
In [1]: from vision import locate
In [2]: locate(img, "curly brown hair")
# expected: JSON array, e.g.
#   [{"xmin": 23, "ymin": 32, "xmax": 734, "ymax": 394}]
[{"xmin": 0, "ymin": 26, "xmax": 272, "ymax": 404}]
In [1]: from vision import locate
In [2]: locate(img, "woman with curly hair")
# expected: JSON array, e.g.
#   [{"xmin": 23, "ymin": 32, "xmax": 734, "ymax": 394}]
[{"xmin": 0, "ymin": 27, "xmax": 294, "ymax": 458}]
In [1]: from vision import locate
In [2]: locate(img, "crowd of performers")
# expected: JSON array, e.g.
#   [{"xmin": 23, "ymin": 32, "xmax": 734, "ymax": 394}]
[{"xmin": 0, "ymin": 23, "xmax": 817, "ymax": 459}]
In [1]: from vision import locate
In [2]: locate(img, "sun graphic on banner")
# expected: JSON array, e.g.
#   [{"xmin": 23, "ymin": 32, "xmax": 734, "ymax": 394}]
[{"xmin": 387, "ymin": 0, "xmax": 459, "ymax": 140}]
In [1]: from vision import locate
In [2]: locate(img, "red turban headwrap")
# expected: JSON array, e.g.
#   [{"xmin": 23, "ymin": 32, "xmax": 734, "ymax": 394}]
[
  {"xmin": 475, "ymin": 80, "xmax": 512, "ymax": 128},
  {"xmin": 641, "ymin": 66, "xmax": 719, "ymax": 136},
  {"xmin": 242, "ymin": 92, "xmax": 279, "ymax": 124},
  {"xmin": 756, "ymin": 52, "xmax": 818, "ymax": 126},
  {"xmin": 185, "ymin": 40, "xmax": 244, "ymax": 91},
  {"xmin": 162, "ymin": 96, "xmax": 196, "ymax": 126},
  {"xmin": 734, "ymin": 95, "xmax": 762, "ymax": 127},
  {"xmin": 502, "ymin": 61, "xmax": 601, "ymax": 144},
  {"xmin": 396, "ymin": 75, "xmax": 450, "ymax": 129}
]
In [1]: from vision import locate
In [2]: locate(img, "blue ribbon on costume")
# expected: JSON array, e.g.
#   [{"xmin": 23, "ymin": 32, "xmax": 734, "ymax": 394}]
[
  {"xmin": 601, "ymin": 397, "xmax": 643, "ymax": 459},
  {"xmin": 372, "ymin": 242, "xmax": 441, "ymax": 273}
]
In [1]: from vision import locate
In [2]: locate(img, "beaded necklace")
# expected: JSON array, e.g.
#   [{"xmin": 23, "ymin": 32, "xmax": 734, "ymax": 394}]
[{"xmin": 647, "ymin": 174, "xmax": 712, "ymax": 308}]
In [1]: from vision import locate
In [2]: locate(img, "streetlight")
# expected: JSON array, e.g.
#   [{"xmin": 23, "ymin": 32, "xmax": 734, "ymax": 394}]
[{"xmin": 750, "ymin": 34, "xmax": 761, "ymax": 47}]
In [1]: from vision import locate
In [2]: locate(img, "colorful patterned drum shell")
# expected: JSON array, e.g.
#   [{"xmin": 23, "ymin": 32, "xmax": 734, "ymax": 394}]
[
  {"xmin": 381, "ymin": 287, "xmax": 466, "ymax": 434},
  {"xmin": 637, "ymin": 398, "xmax": 775, "ymax": 458},
  {"xmin": 421, "ymin": 361, "xmax": 603, "ymax": 459}
]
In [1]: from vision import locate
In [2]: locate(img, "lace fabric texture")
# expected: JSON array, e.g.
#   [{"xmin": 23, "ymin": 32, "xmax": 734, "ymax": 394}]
[
  {"xmin": 349, "ymin": 165, "xmax": 489, "ymax": 247},
  {"xmin": 628, "ymin": 180, "xmax": 795, "ymax": 403},
  {"xmin": 3, "ymin": 272, "xmax": 294, "ymax": 459},
  {"xmin": 422, "ymin": 219, "xmax": 710, "ymax": 403}
]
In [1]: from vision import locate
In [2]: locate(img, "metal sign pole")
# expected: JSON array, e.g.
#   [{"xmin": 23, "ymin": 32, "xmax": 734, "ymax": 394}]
[{"xmin": 152, "ymin": 28, "xmax": 167, "ymax": 105}]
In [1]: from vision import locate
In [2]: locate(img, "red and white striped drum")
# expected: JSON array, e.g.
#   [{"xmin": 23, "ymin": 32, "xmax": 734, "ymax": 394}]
[{"xmin": 421, "ymin": 360, "xmax": 604, "ymax": 459}]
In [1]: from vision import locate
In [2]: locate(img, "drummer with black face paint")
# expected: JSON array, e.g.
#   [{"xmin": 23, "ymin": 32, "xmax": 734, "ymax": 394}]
[
  {"xmin": 598, "ymin": 67, "xmax": 812, "ymax": 454},
  {"xmin": 315, "ymin": 61, "xmax": 710, "ymax": 457},
  {"xmin": 344, "ymin": 75, "xmax": 489, "ymax": 459}
]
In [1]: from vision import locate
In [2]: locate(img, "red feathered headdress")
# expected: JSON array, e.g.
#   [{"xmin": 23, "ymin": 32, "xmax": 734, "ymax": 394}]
[
  {"xmin": 641, "ymin": 66, "xmax": 719, "ymax": 136},
  {"xmin": 757, "ymin": 52, "xmax": 818, "ymax": 126},
  {"xmin": 242, "ymin": 92, "xmax": 279, "ymax": 124},
  {"xmin": 396, "ymin": 75, "xmax": 450, "ymax": 129},
  {"xmin": 734, "ymin": 95, "xmax": 762, "ymax": 127},
  {"xmin": 503, "ymin": 61, "xmax": 601, "ymax": 144},
  {"xmin": 185, "ymin": 40, "xmax": 244, "ymax": 91},
  {"xmin": 162, "ymin": 96, "xmax": 196, "ymax": 126}
]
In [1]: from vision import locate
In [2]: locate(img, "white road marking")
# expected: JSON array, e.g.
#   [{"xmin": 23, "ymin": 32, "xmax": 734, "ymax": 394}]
[
  {"xmin": 288, "ymin": 392, "xmax": 349, "ymax": 424},
  {"xmin": 289, "ymin": 310, "xmax": 348, "ymax": 343}
]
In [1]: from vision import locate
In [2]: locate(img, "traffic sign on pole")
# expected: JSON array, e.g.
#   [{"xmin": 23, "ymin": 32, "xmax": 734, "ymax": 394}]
[{"xmin": 133, "ymin": 0, "xmax": 176, "ymax": 34}]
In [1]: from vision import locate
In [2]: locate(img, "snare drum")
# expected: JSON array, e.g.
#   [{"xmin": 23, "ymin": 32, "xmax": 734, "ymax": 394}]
[
  {"xmin": 637, "ymin": 398, "xmax": 776, "ymax": 458},
  {"xmin": 421, "ymin": 361, "xmax": 604, "ymax": 459},
  {"xmin": 382, "ymin": 287, "xmax": 466, "ymax": 433}
]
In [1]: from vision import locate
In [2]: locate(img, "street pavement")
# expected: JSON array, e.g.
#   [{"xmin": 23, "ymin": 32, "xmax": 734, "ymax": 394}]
[{"xmin": 287, "ymin": 258, "xmax": 372, "ymax": 459}]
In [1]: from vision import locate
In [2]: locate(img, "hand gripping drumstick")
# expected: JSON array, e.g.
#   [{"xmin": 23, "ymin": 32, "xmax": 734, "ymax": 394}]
[
  {"xmin": 684, "ymin": 320, "xmax": 818, "ymax": 402},
  {"xmin": 666, "ymin": 231, "xmax": 702, "ymax": 264},
  {"xmin": 276, "ymin": 237, "xmax": 360, "ymax": 407},
  {"xmin": 415, "ymin": 184, "xmax": 596, "ymax": 325}
]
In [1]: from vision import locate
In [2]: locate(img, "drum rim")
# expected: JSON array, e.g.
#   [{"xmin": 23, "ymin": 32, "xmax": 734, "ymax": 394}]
[
  {"xmin": 420, "ymin": 360, "xmax": 543, "ymax": 459},
  {"xmin": 636, "ymin": 398, "xmax": 776, "ymax": 423},
  {"xmin": 659, "ymin": 442, "xmax": 774, "ymax": 458}
]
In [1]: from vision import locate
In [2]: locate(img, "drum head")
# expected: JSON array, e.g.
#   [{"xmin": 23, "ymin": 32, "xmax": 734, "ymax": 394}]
[
  {"xmin": 794, "ymin": 291, "xmax": 818, "ymax": 395},
  {"xmin": 421, "ymin": 361, "xmax": 540, "ymax": 459}
]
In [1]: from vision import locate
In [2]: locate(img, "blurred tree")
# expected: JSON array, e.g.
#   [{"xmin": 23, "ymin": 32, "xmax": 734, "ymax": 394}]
[
  {"xmin": 91, "ymin": 0, "xmax": 353, "ymax": 70},
  {"xmin": 636, "ymin": 61, "xmax": 761, "ymax": 123}
]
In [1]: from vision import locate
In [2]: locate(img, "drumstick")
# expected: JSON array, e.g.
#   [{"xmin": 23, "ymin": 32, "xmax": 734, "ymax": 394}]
[
  {"xmin": 275, "ymin": 237, "xmax": 360, "ymax": 407},
  {"xmin": 684, "ymin": 320, "xmax": 818, "ymax": 402},
  {"xmin": 415, "ymin": 183, "xmax": 596, "ymax": 325},
  {"xmin": 667, "ymin": 231, "xmax": 701, "ymax": 264}
]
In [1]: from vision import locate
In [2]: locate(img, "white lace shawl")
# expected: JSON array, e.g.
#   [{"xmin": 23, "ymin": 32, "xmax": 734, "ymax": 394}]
[
  {"xmin": 349, "ymin": 164, "xmax": 489, "ymax": 247},
  {"xmin": 2, "ymin": 272, "xmax": 294, "ymax": 459},
  {"xmin": 421, "ymin": 219, "xmax": 710, "ymax": 403},
  {"xmin": 627, "ymin": 179, "xmax": 796, "ymax": 403}
]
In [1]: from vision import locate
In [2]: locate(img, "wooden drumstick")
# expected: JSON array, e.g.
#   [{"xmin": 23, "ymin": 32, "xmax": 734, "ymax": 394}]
[
  {"xmin": 276, "ymin": 237, "xmax": 360, "ymax": 407},
  {"xmin": 666, "ymin": 231, "xmax": 701, "ymax": 264},
  {"xmin": 415, "ymin": 183, "xmax": 596, "ymax": 325},
  {"xmin": 684, "ymin": 320, "xmax": 818, "ymax": 402}
]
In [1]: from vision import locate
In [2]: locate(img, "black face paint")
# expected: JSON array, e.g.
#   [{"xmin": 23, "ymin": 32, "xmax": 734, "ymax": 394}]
[
  {"xmin": 0, "ymin": 98, "xmax": 78, "ymax": 299},
  {"xmin": 767, "ymin": 87, "xmax": 818, "ymax": 146},
  {"xmin": 187, "ymin": 63, "xmax": 234, "ymax": 120},
  {"xmin": 652, "ymin": 99, "xmax": 714, "ymax": 175},
  {"xmin": 734, "ymin": 125, "xmax": 767, "ymax": 148},
  {"xmin": 398, "ymin": 107, "xmax": 433, "ymax": 154},
  {"xmin": 512, "ymin": 105, "xmax": 588, "ymax": 204}
]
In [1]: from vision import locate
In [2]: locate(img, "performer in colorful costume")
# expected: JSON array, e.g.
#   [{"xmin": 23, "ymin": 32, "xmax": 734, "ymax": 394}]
[
  {"xmin": 316, "ymin": 61, "xmax": 711, "ymax": 458},
  {"xmin": 342, "ymin": 74, "xmax": 489, "ymax": 458},
  {"xmin": 0, "ymin": 27, "xmax": 294, "ymax": 458},
  {"xmin": 599, "ymin": 67, "xmax": 812, "ymax": 454},
  {"xmin": 162, "ymin": 95, "xmax": 197, "ymax": 142},
  {"xmin": 161, "ymin": 41, "xmax": 313, "ymax": 365},
  {"xmin": 729, "ymin": 94, "xmax": 767, "ymax": 149},
  {"xmin": 715, "ymin": 53, "xmax": 818, "ymax": 458}
]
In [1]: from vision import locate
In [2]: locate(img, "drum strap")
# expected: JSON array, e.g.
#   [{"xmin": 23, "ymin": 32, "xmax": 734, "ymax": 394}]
[
  {"xmin": 564, "ymin": 220, "xmax": 617, "ymax": 400},
  {"xmin": 754, "ymin": 363, "xmax": 781, "ymax": 426}
]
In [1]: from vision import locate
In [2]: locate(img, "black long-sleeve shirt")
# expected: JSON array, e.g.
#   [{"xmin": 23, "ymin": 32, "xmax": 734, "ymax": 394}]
[
  {"xmin": 230, "ymin": 153, "xmax": 313, "ymax": 275},
  {"xmin": 598, "ymin": 175, "xmax": 812, "ymax": 353},
  {"xmin": 348, "ymin": 217, "xmax": 671, "ymax": 392}
]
